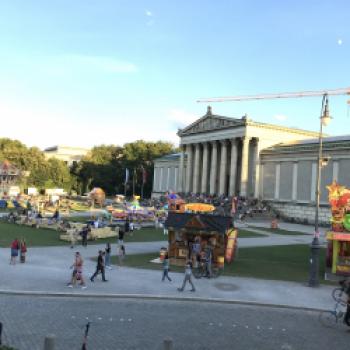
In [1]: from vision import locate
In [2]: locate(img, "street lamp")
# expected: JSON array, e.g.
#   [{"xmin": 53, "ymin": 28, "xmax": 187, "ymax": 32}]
[{"xmin": 308, "ymin": 94, "xmax": 331, "ymax": 287}]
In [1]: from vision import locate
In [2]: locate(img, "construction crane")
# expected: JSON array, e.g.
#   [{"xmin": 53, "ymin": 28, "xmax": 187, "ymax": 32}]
[{"xmin": 197, "ymin": 87, "xmax": 350, "ymax": 103}]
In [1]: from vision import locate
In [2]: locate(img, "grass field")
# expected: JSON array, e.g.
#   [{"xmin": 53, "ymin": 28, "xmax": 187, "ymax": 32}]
[
  {"xmin": 247, "ymin": 226, "xmax": 309, "ymax": 236},
  {"xmin": 0, "ymin": 222, "xmax": 168, "ymax": 247},
  {"xmin": 112, "ymin": 244, "xmax": 327, "ymax": 283}
]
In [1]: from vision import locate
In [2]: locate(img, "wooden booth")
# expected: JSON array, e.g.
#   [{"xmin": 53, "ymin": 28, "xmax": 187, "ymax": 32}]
[{"xmin": 165, "ymin": 212, "xmax": 237, "ymax": 268}]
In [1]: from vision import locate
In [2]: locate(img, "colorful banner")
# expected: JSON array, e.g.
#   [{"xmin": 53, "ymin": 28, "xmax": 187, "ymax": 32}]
[{"xmin": 225, "ymin": 229, "xmax": 238, "ymax": 263}]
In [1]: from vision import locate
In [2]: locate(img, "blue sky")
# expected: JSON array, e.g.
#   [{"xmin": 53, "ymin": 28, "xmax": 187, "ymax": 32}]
[{"xmin": 0, "ymin": 0, "xmax": 349, "ymax": 148}]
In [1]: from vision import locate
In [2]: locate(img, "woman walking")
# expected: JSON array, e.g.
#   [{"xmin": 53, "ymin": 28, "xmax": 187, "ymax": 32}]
[
  {"xmin": 105, "ymin": 243, "xmax": 111, "ymax": 269},
  {"xmin": 20, "ymin": 238, "xmax": 27, "ymax": 263},
  {"xmin": 67, "ymin": 252, "xmax": 87, "ymax": 289},
  {"xmin": 162, "ymin": 253, "xmax": 172, "ymax": 282}
]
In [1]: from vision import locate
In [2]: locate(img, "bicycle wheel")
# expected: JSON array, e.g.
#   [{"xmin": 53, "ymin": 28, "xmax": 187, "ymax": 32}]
[
  {"xmin": 210, "ymin": 267, "xmax": 222, "ymax": 278},
  {"xmin": 332, "ymin": 288, "xmax": 347, "ymax": 305},
  {"xmin": 319, "ymin": 311, "xmax": 338, "ymax": 328}
]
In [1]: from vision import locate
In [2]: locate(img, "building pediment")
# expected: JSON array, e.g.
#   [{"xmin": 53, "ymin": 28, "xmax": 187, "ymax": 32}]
[{"xmin": 178, "ymin": 107, "xmax": 244, "ymax": 137}]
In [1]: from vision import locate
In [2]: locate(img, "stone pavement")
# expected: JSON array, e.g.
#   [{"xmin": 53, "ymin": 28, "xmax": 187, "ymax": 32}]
[{"xmin": 0, "ymin": 226, "xmax": 335, "ymax": 311}]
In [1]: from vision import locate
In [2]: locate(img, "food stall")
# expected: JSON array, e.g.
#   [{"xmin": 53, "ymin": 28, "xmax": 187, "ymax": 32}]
[
  {"xmin": 326, "ymin": 181, "xmax": 350, "ymax": 277},
  {"xmin": 165, "ymin": 211, "xmax": 237, "ymax": 268}
]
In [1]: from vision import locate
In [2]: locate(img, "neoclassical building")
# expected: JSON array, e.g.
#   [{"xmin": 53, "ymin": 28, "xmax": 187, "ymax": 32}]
[{"xmin": 152, "ymin": 107, "xmax": 350, "ymax": 224}]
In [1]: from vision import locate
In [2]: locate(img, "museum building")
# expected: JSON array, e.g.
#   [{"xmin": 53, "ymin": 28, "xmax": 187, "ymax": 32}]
[{"xmin": 152, "ymin": 106, "xmax": 350, "ymax": 224}]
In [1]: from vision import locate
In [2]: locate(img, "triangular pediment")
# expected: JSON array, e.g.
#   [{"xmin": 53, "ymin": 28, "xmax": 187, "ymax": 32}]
[{"xmin": 178, "ymin": 109, "xmax": 244, "ymax": 136}]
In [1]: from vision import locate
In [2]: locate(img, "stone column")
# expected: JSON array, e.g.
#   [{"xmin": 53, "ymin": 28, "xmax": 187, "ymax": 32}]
[
  {"xmin": 177, "ymin": 146, "xmax": 185, "ymax": 193},
  {"xmin": 292, "ymin": 162, "xmax": 298, "ymax": 201},
  {"xmin": 219, "ymin": 140, "xmax": 228, "ymax": 195},
  {"xmin": 252, "ymin": 138, "xmax": 261, "ymax": 198},
  {"xmin": 209, "ymin": 141, "xmax": 218, "ymax": 195},
  {"xmin": 274, "ymin": 163, "xmax": 280, "ymax": 200},
  {"xmin": 201, "ymin": 142, "xmax": 209, "ymax": 193},
  {"xmin": 193, "ymin": 143, "xmax": 201, "ymax": 193},
  {"xmin": 240, "ymin": 137, "xmax": 250, "ymax": 197},
  {"xmin": 229, "ymin": 139, "xmax": 238, "ymax": 196},
  {"xmin": 185, "ymin": 144, "xmax": 193, "ymax": 193}
]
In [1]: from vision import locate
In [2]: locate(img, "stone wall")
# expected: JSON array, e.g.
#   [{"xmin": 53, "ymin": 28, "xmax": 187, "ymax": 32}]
[{"xmin": 267, "ymin": 201, "xmax": 331, "ymax": 226}]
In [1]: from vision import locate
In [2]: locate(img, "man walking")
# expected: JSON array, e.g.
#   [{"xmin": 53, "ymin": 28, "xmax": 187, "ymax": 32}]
[
  {"xmin": 178, "ymin": 260, "xmax": 195, "ymax": 292},
  {"xmin": 90, "ymin": 250, "xmax": 108, "ymax": 282}
]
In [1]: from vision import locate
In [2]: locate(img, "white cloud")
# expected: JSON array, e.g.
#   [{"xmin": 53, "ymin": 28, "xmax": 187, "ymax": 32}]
[
  {"xmin": 167, "ymin": 109, "xmax": 198, "ymax": 129},
  {"xmin": 145, "ymin": 10, "xmax": 153, "ymax": 17},
  {"xmin": 64, "ymin": 54, "xmax": 138, "ymax": 74},
  {"xmin": 274, "ymin": 114, "xmax": 288, "ymax": 121}
]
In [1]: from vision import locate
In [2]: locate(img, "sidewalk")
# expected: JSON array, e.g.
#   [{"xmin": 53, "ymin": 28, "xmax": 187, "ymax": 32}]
[{"xmin": 0, "ymin": 237, "xmax": 335, "ymax": 311}]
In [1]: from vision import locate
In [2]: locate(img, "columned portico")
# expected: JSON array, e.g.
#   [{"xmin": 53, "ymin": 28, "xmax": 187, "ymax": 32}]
[
  {"xmin": 185, "ymin": 145, "xmax": 193, "ymax": 193},
  {"xmin": 201, "ymin": 142, "xmax": 209, "ymax": 193},
  {"xmin": 210, "ymin": 141, "xmax": 218, "ymax": 195},
  {"xmin": 193, "ymin": 143, "xmax": 201, "ymax": 193},
  {"xmin": 178, "ymin": 146, "xmax": 185, "ymax": 192},
  {"xmin": 229, "ymin": 139, "xmax": 238, "ymax": 196},
  {"xmin": 240, "ymin": 136, "xmax": 250, "ymax": 197},
  {"xmin": 219, "ymin": 140, "xmax": 228, "ymax": 195}
]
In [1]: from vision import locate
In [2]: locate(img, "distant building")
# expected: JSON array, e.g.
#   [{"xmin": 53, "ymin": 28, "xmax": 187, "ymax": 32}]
[
  {"xmin": 0, "ymin": 160, "xmax": 21, "ymax": 197},
  {"xmin": 152, "ymin": 106, "xmax": 350, "ymax": 224},
  {"xmin": 43, "ymin": 145, "xmax": 90, "ymax": 166}
]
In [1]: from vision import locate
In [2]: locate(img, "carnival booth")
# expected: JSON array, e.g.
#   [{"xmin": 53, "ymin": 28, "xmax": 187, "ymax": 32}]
[
  {"xmin": 326, "ymin": 181, "xmax": 350, "ymax": 278},
  {"xmin": 165, "ymin": 211, "xmax": 237, "ymax": 268}
]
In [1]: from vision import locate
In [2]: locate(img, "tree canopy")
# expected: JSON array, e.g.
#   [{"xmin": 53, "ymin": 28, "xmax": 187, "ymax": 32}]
[{"xmin": 0, "ymin": 138, "xmax": 176, "ymax": 197}]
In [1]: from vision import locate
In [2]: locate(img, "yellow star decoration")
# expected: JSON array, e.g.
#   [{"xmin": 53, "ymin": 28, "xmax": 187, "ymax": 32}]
[{"xmin": 327, "ymin": 181, "xmax": 346, "ymax": 207}]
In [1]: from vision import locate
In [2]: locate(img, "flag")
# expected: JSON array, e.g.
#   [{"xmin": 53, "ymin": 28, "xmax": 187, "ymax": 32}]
[{"xmin": 125, "ymin": 168, "xmax": 129, "ymax": 184}]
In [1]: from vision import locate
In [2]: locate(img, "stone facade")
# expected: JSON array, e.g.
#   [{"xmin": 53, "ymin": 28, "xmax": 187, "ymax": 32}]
[{"xmin": 44, "ymin": 145, "xmax": 90, "ymax": 166}]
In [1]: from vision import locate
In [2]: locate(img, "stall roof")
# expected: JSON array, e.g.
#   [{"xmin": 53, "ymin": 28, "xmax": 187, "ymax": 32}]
[{"xmin": 165, "ymin": 212, "xmax": 232, "ymax": 234}]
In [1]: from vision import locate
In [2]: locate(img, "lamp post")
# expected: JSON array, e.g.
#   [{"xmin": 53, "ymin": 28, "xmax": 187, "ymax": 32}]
[{"xmin": 308, "ymin": 94, "xmax": 331, "ymax": 287}]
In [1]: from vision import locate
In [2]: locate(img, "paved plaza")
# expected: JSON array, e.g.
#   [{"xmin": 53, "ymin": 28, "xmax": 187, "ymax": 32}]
[{"xmin": 1, "ymin": 296, "xmax": 349, "ymax": 350}]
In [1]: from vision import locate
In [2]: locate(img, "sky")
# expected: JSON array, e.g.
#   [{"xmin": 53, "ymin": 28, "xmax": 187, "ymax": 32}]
[{"xmin": 0, "ymin": 0, "xmax": 349, "ymax": 149}]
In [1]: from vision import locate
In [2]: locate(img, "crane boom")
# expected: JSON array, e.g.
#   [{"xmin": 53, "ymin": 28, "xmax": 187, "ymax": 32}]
[{"xmin": 197, "ymin": 87, "xmax": 350, "ymax": 103}]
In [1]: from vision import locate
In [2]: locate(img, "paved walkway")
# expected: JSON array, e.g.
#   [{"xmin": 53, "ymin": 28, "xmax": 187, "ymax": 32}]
[{"xmin": 0, "ymin": 228, "xmax": 335, "ymax": 311}]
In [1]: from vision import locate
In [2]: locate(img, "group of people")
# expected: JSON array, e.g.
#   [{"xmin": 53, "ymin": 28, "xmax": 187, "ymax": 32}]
[
  {"xmin": 10, "ymin": 238, "xmax": 27, "ymax": 265},
  {"xmin": 67, "ymin": 241, "xmax": 126, "ymax": 288}
]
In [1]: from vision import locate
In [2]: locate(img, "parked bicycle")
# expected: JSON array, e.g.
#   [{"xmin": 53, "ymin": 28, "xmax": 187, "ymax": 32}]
[
  {"xmin": 319, "ymin": 280, "xmax": 350, "ymax": 328},
  {"xmin": 192, "ymin": 261, "xmax": 222, "ymax": 279}
]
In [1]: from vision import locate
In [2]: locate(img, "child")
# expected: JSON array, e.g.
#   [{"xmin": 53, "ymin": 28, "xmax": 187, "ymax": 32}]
[{"xmin": 20, "ymin": 238, "xmax": 27, "ymax": 263}]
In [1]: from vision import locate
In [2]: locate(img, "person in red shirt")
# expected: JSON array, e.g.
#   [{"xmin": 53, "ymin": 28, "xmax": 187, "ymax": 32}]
[{"xmin": 10, "ymin": 238, "xmax": 20, "ymax": 265}]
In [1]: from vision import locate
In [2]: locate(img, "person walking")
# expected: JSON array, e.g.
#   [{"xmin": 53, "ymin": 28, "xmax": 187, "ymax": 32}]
[
  {"xmin": 67, "ymin": 252, "xmax": 87, "ymax": 289},
  {"xmin": 118, "ymin": 245, "xmax": 125, "ymax": 266},
  {"xmin": 10, "ymin": 238, "xmax": 20, "ymax": 265},
  {"xmin": 118, "ymin": 228, "xmax": 125, "ymax": 245},
  {"xmin": 19, "ymin": 238, "xmax": 27, "ymax": 263},
  {"xmin": 105, "ymin": 243, "xmax": 111, "ymax": 269},
  {"xmin": 90, "ymin": 250, "xmax": 108, "ymax": 282},
  {"xmin": 178, "ymin": 261, "xmax": 195, "ymax": 292},
  {"xmin": 161, "ymin": 253, "xmax": 172, "ymax": 282},
  {"xmin": 81, "ymin": 225, "xmax": 89, "ymax": 247}
]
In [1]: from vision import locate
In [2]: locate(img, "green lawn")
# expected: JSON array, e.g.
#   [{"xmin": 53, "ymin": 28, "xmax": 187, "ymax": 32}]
[
  {"xmin": 113, "ymin": 244, "xmax": 327, "ymax": 283},
  {"xmin": 237, "ymin": 229, "xmax": 267, "ymax": 238},
  {"xmin": 0, "ymin": 222, "xmax": 166, "ymax": 247},
  {"xmin": 0, "ymin": 222, "xmax": 68, "ymax": 247},
  {"xmin": 247, "ymin": 226, "xmax": 308, "ymax": 236}
]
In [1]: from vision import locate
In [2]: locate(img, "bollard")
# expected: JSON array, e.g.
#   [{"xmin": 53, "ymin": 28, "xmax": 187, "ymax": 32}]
[
  {"xmin": 163, "ymin": 337, "xmax": 173, "ymax": 350},
  {"xmin": 44, "ymin": 334, "xmax": 56, "ymax": 350}
]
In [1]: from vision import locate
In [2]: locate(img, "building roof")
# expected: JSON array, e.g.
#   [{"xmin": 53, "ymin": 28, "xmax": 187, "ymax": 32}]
[
  {"xmin": 178, "ymin": 106, "xmax": 319, "ymax": 138},
  {"xmin": 155, "ymin": 153, "xmax": 181, "ymax": 162},
  {"xmin": 165, "ymin": 212, "xmax": 233, "ymax": 234},
  {"xmin": 261, "ymin": 135, "xmax": 350, "ymax": 155},
  {"xmin": 44, "ymin": 145, "xmax": 90, "ymax": 152}
]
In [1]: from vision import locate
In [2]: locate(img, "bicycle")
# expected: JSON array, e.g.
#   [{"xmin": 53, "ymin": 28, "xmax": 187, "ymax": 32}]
[
  {"xmin": 193, "ymin": 262, "xmax": 222, "ymax": 279},
  {"xmin": 319, "ymin": 280, "xmax": 350, "ymax": 328},
  {"xmin": 332, "ymin": 280, "xmax": 349, "ymax": 306}
]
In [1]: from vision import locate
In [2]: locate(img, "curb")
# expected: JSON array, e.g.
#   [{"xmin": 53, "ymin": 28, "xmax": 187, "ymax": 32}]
[{"xmin": 0, "ymin": 289, "xmax": 327, "ymax": 313}]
